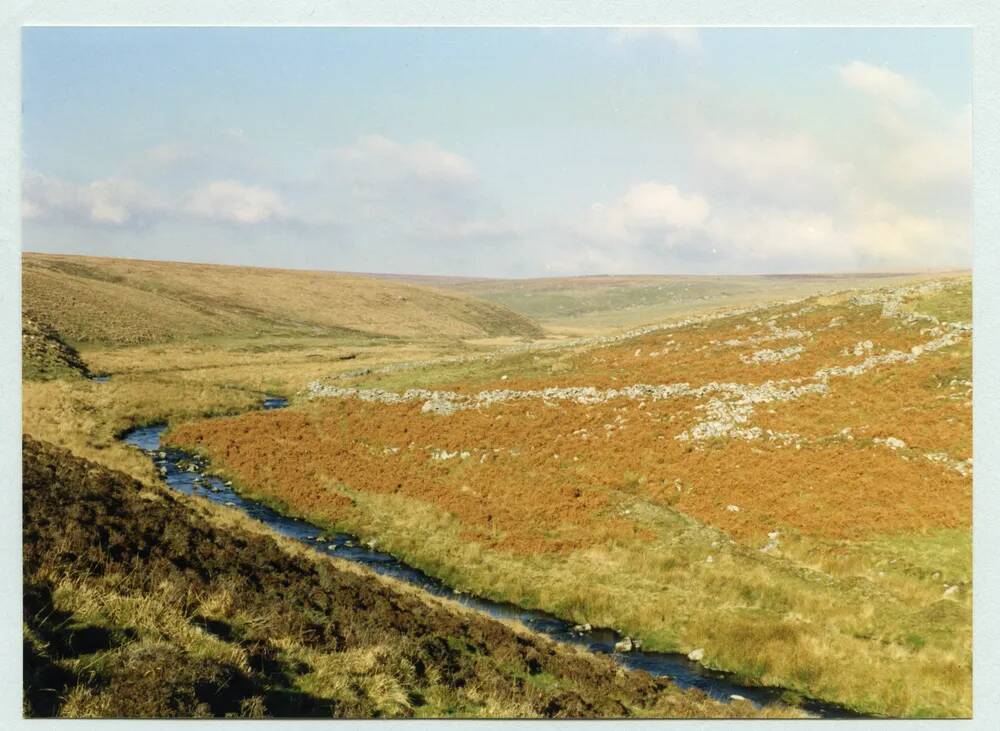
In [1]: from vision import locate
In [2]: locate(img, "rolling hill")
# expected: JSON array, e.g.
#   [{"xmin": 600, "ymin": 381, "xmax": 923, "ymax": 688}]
[
  {"xmin": 414, "ymin": 273, "xmax": 952, "ymax": 335},
  {"xmin": 22, "ymin": 254, "xmax": 543, "ymax": 346}
]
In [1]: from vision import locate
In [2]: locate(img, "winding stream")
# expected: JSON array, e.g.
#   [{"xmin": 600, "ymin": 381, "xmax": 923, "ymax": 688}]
[{"xmin": 121, "ymin": 396, "xmax": 863, "ymax": 719}]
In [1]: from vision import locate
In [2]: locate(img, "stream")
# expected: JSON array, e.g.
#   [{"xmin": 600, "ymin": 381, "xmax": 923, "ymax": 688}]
[{"xmin": 121, "ymin": 395, "xmax": 863, "ymax": 719}]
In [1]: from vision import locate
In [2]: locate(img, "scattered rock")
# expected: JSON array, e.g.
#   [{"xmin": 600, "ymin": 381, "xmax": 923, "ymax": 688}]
[
  {"xmin": 571, "ymin": 623, "xmax": 592, "ymax": 633},
  {"xmin": 688, "ymin": 648, "xmax": 705, "ymax": 662},
  {"xmin": 614, "ymin": 637, "xmax": 639, "ymax": 653}
]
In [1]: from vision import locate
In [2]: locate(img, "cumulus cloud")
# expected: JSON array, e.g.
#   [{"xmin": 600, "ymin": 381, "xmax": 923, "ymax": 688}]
[
  {"xmin": 23, "ymin": 170, "xmax": 290, "ymax": 228},
  {"xmin": 880, "ymin": 105, "xmax": 971, "ymax": 191},
  {"xmin": 574, "ymin": 169, "xmax": 967, "ymax": 274},
  {"xmin": 706, "ymin": 209, "xmax": 846, "ymax": 264},
  {"xmin": 611, "ymin": 27, "xmax": 702, "ymax": 53},
  {"xmin": 586, "ymin": 182, "xmax": 710, "ymax": 243},
  {"xmin": 850, "ymin": 201, "xmax": 967, "ymax": 267},
  {"xmin": 22, "ymin": 171, "xmax": 167, "ymax": 226},
  {"xmin": 182, "ymin": 180, "xmax": 289, "ymax": 225},
  {"xmin": 837, "ymin": 61, "xmax": 927, "ymax": 107},
  {"xmin": 24, "ymin": 54, "xmax": 969, "ymax": 277}
]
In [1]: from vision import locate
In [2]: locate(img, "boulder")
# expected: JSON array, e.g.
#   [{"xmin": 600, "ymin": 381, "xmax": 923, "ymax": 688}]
[{"xmin": 688, "ymin": 648, "xmax": 705, "ymax": 662}]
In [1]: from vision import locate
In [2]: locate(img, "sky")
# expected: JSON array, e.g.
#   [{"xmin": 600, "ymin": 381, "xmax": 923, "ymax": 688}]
[{"xmin": 21, "ymin": 27, "xmax": 972, "ymax": 277}]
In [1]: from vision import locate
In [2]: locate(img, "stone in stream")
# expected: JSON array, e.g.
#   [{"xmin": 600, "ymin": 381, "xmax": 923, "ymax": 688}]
[
  {"xmin": 688, "ymin": 648, "xmax": 705, "ymax": 662},
  {"xmin": 614, "ymin": 637, "xmax": 641, "ymax": 653},
  {"xmin": 572, "ymin": 623, "xmax": 592, "ymax": 633}
]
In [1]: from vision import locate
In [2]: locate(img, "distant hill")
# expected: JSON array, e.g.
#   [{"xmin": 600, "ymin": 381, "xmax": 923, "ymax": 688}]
[
  {"xmin": 393, "ymin": 272, "xmax": 956, "ymax": 335},
  {"xmin": 22, "ymin": 254, "xmax": 543, "ymax": 346}
]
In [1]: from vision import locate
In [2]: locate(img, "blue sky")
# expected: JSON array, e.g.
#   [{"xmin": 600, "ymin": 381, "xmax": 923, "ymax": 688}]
[{"xmin": 22, "ymin": 27, "xmax": 971, "ymax": 276}]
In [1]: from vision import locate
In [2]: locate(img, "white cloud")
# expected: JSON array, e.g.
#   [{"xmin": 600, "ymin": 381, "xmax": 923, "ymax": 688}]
[
  {"xmin": 182, "ymin": 180, "xmax": 289, "ymax": 225},
  {"xmin": 611, "ymin": 27, "xmax": 702, "ymax": 53},
  {"xmin": 22, "ymin": 171, "xmax": 167, "ymax": 226},
  {"xmin": 700, "ymin": 129, "xmax": 848, "ymax": 189},
  {"xmin": 837, "ymin": 61, "xmax": 926, "ymax": 107},
  {"xmin": 587, "ymin": 182, "xmax": 710, "ymax": 243},
  {"xmin": 330, "ymin": 134, "xmax": 478, "ymax": 185},
  {"xmin": 881, "ymin": 105, "xmax": 971, "ymax": 190},
  {"xmin": 851, "ymin": 201, "xmax": 967, "ymax": 267},
  {"xmin": 24, "ymin": 170, "xmax": 290, "ymax": 228},
  {"xmin": 706, "ymin": 208, "xmax": 848, "ymax": 264}
]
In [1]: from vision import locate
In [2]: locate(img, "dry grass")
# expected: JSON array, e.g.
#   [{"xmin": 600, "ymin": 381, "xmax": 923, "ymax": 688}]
[
  {"xmin": 26, "ymin": 436, "xmax": 789, "ymax": 719},
  {"xmin": 23, "ymin": 252, "xmax": 542, "ymax": 344},
  {"xmin": 21, "ymin": 257, "xmax": 970, "ymax": 718},
  {"xmin": 167, "ymin": 277, "xmax": 972, "ymax": 717},
  {"xmin": 426, "ymin": 272, "xmax": 947, "ymax": 335}
]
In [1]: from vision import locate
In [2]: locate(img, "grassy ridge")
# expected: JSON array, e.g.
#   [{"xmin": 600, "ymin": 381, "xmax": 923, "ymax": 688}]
[
  {"xmin": 23, "ymin": 253, "xmax": 543, "ymax": 345},
  {"xmin": 23, "ymin": 436, "xmax": 796, "ymax": 719}
]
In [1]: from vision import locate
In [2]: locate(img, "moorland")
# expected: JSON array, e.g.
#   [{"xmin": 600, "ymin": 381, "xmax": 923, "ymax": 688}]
[{"xmin": 22, "ymin": 252, "xmax": 971, "ymax": 718}]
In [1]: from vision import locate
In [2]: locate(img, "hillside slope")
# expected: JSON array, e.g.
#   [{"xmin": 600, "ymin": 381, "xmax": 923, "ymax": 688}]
[
  {"xmin": 23, "ymin": 436, "xmax": 789, "ymax": 719},
  {"xmin": 423, "ymin": 273, "xmax": 950, "ymax": 334},
  {"xmin": 22, "ymin": 254, "xmax": 542, "ymax": 345},
  {"xmin": 22, "ymin": 315, "xmax": 91, "ymax": 380}
]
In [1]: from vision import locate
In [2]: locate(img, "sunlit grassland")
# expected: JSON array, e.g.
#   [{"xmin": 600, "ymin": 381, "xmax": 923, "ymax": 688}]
[
  {"xmin": 22, "ymin": 333, "xmax": 470, "ymax": 482},
  {"xmin": 22, "ymin": 252, "xmax": 542, "ymax": 345},
  {"xmin": 22, "ymin": 258, "xmax": 971, "ymax": 718},
  {"xmin": 166, "ymin": 277, "xmax": 972, "ymax": 717},
  {"xmin": 187, "ymin": 467, "xmax": 969, "ymax": 718}
]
